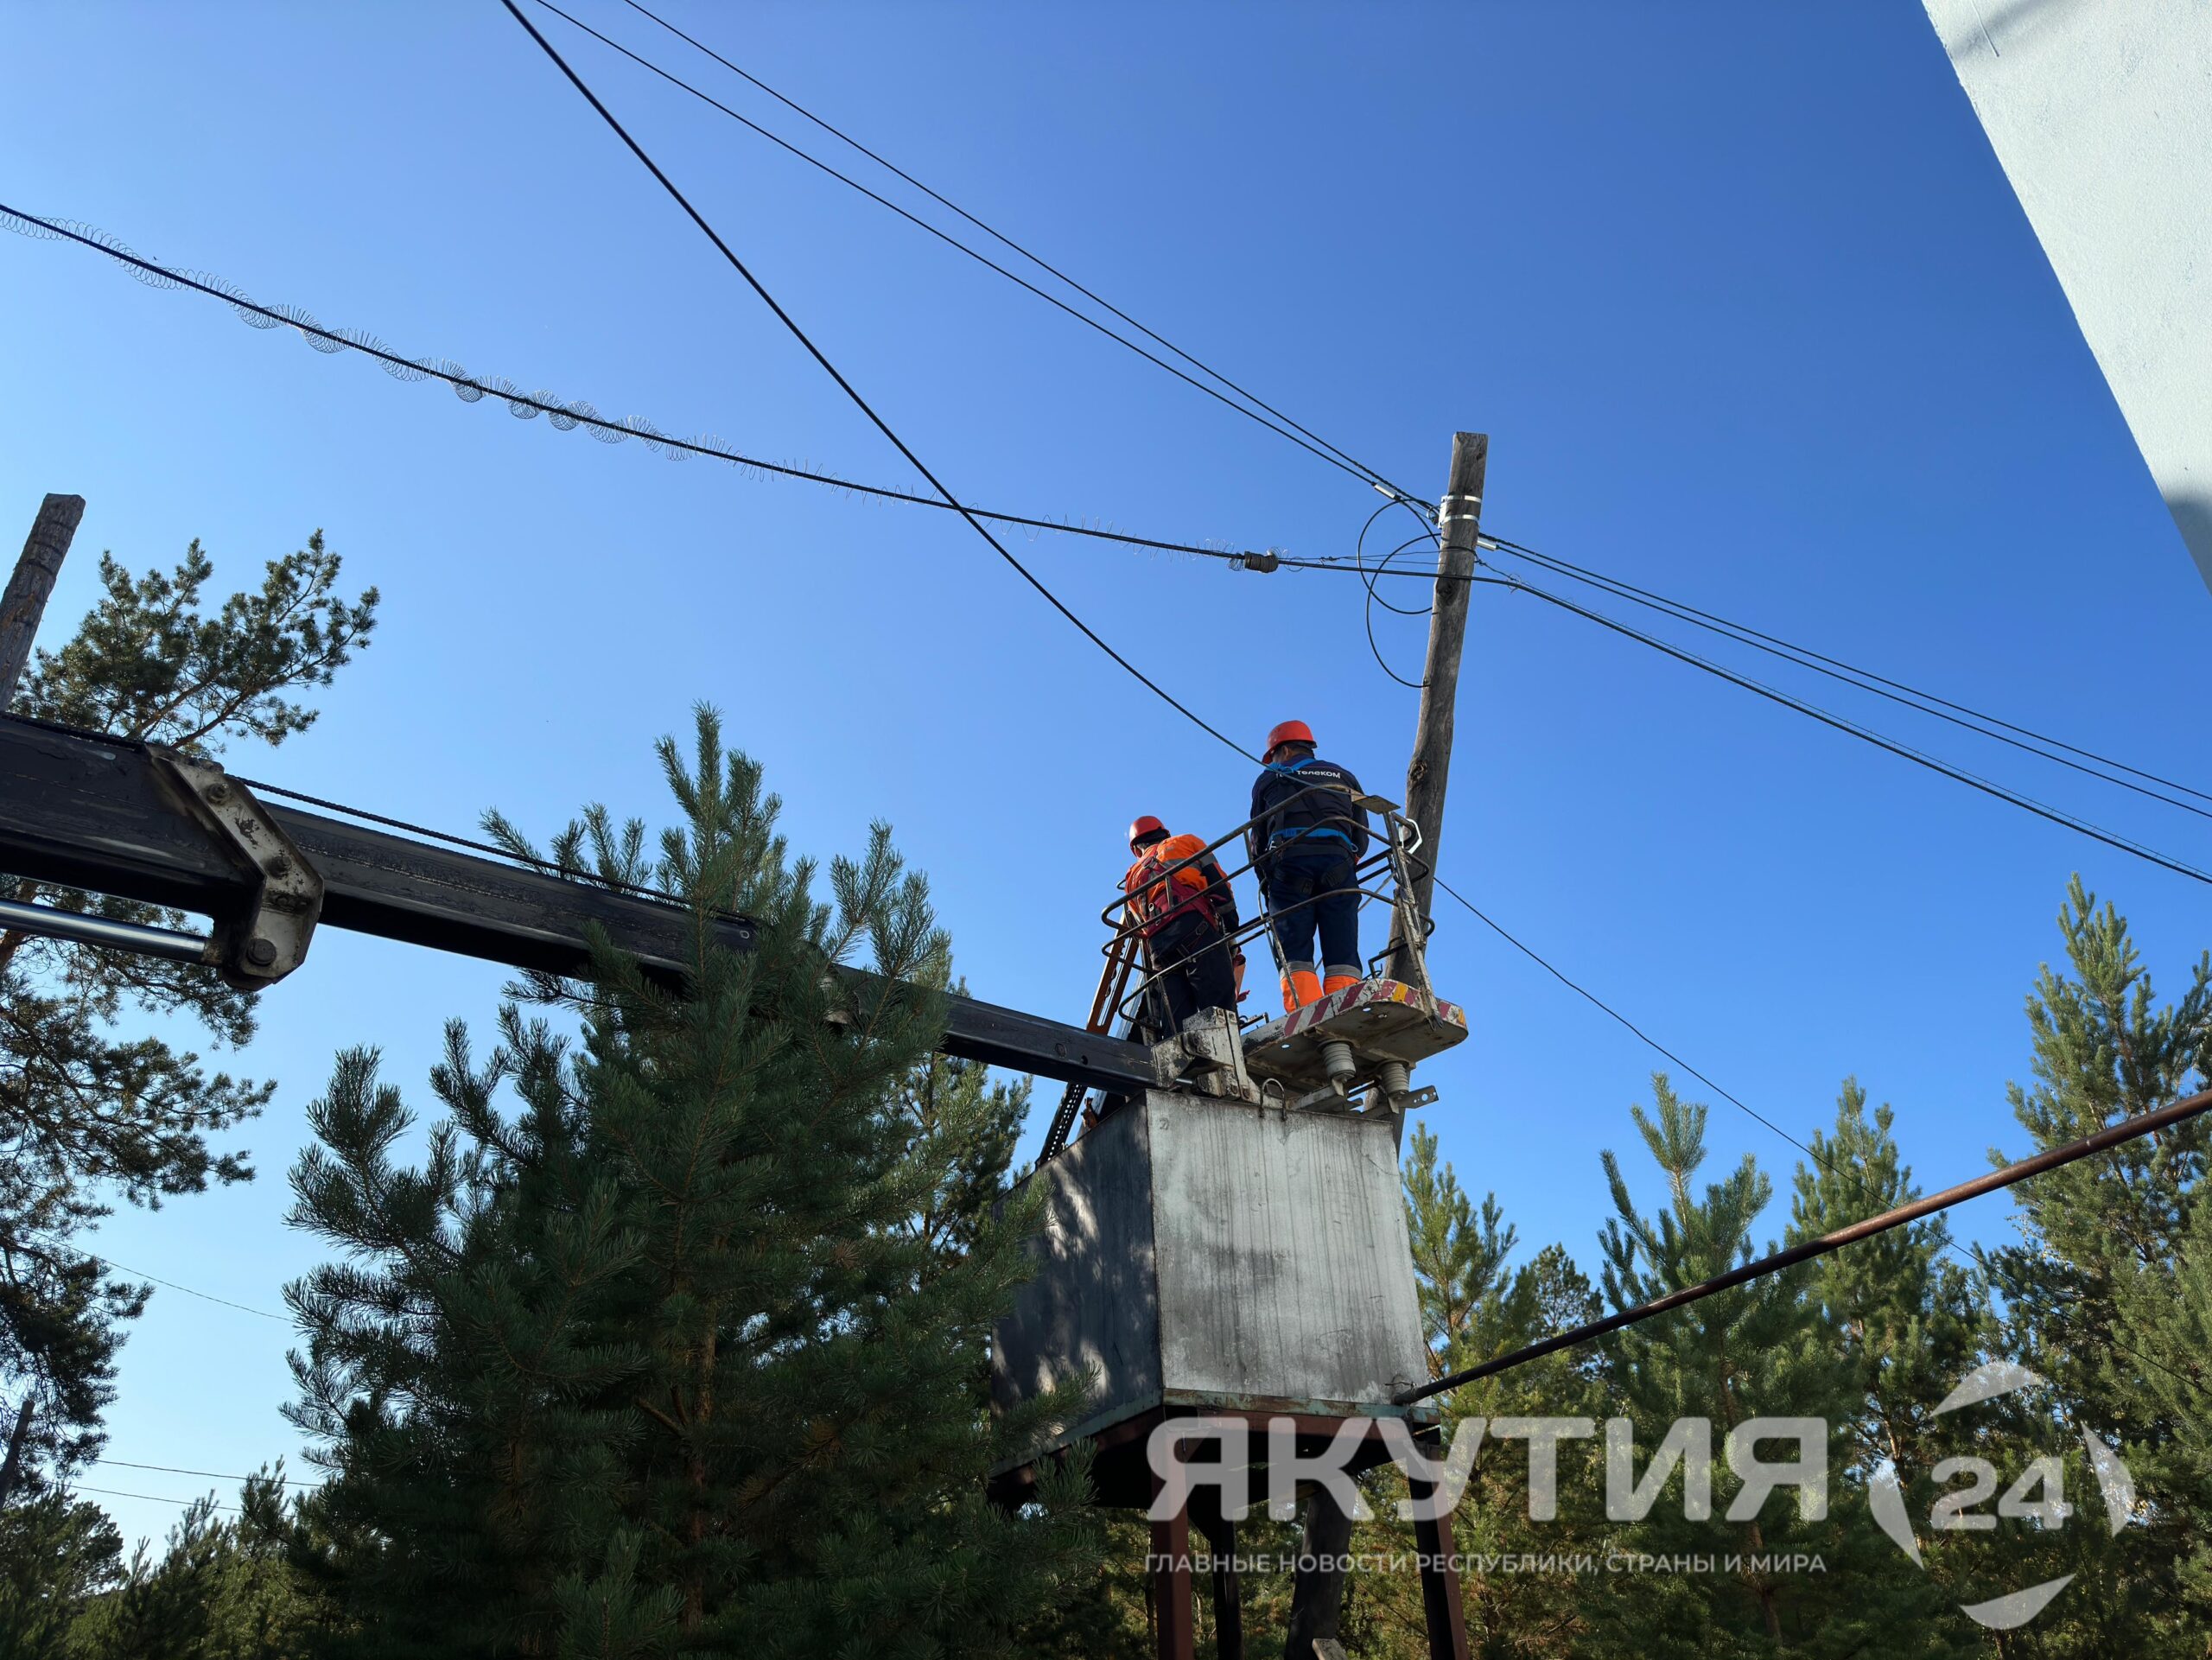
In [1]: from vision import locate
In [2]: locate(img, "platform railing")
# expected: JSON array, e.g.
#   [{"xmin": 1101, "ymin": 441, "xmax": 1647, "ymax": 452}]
[{"xmin": 1097, "ymin": 783, "xmax": 1435, "ymax": 1040}]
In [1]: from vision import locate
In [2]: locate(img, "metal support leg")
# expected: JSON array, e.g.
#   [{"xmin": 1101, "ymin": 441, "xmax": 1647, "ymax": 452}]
[
  {"xmin": 1282, "ymin": 1485, "xmax": 1354, "ymax": 1659},
  {"xmin": 1150, "ymin": 1470, "xmax": 1195, "ymax": 1660},
  {"xmin": 1192, "ymin": 1494, "xmax": 1243, "ymax": 1660},
  {"xmin": 1413, "ymin": 1494, "xmax": 1471, "ymax": 1660}
]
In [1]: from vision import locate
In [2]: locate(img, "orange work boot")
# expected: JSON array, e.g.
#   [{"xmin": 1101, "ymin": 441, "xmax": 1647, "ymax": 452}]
[
  {"xmin": 1281, "ymin": 969, "xmax": 1322, "ymax": 1011},
  {"xmin": 1321, "ymin": 970, "xmax": 1362, "ymax": 995}
]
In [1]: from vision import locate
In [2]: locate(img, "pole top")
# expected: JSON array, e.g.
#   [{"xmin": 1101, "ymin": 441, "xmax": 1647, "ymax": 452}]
[{"xmin": 35, "ymin": 493, "xmax": 86, "ymax": 527}]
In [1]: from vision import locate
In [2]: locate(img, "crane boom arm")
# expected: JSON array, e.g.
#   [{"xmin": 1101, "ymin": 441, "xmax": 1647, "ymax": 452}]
[{"xmin": 0, "ymin": 715, "xmax": 1157, "ymax": 1094}]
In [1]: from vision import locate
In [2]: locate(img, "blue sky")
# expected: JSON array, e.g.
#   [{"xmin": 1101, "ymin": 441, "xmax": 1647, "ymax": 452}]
[{"xmin": 4, "ymin": 2, "xmax": 2208, "ymax": 1548}]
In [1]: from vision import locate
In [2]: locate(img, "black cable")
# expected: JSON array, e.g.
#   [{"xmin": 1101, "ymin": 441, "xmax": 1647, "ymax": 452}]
[
  {"xmin": 0, "ymin": 201, "xmax": 1409, "ymax": 582},
  {"xmin": 531, "ymin": 0, "xmax": 1395, "ymax": 498},
  {"xmin": 232, "ymin": 773, "xmax": 694, "ymax": 909},
  {"xmin": 1489, "ymin": 569, "xmax": 2212, "ymax": 889},
  {"xmin": 615, "ymin": 0, "xmax": 1424, "ymax": 505},
  {"xmin": 1487, "ymin": 535, "xmax": 2212, "ymax": 816},
  {"xmin": 1429, "ymin": 876, "xmax": 2212, "ymax": 1409},
  {"xmin": 501, "ymin": 2, "xmax": 1256, "ymax": 763},
  {"xmin": 97, "ymin": 1458, "xmax": 317, "ymax": 1488},
  {"xmin": 1361, "ymin": 530, "xmax": 1441, "ymax": 691},
  {"xmin": 1358, "ymin": 499, "xmax": 1441, "ymax": 618},
  {"xmin": 1434, "ymin": 875, "xmax": 1817, "ymax": 1159},
  {"xmin": 73, "ymin": 1483, "xmax": 241, "ymax": 1512},
  {"xmin": 20, "ymin": 1231, "xmax": 284, "ymax": 1321}
]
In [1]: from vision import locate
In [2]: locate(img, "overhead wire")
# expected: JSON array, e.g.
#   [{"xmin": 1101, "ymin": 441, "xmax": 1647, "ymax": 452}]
[
  {"xmin": 613, "ymin": 0, "xmax": 1424, "ymax": 504},
  {"xmin": 1484, "ymin": 568, "xmax": 2212, "ymax": 889},
  {"xmin": 71, "ymin": 1483, "xmax": 242, "ymax": 1513},
  {"xmin": 527, "ymin": 0, "xmax": 1402, "ymax": 498},
  {"xmin": 1359, "ymin": 499, "xmax": 1444, "ymax": 618},
  {"xmin": 16, "ymin": 200, "xmax": 2212, "ymax": 830},
  {"xmin": 20, "ymin": 1230, "xmax": 285, "ymax": 1321},
  {"xmin": 1363, "ymin": 534, "xmax": 1441, "ymax": 690},
  {"xmin": 95, "ymin": 1457, "xmax": 317, "ymax": 1488},
  {"xmin": 499, "ymin": 1, "xmax": 1257, "ymax": 762},
  {"xmin": 0, "ymin": 204, "xmax": 1337, "ymax": 576},
  {"xmin": 1484, "ymin": 535, "xmax": 2212, "ymax": 823}
]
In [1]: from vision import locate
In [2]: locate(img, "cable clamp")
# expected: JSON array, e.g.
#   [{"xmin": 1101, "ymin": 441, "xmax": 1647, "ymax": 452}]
[
  {"xmin": 1372, "ymin": 482, "xmax": 1438, "ymax": 519},
  {"xmin": 1232, "ymin": 548, "xmax": 1281, "ymax": 574}
]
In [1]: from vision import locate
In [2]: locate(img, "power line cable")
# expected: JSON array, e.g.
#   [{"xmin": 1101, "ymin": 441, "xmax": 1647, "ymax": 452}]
[
  {"xmin": 1486, "ymin": 569, "xmax": 2212, "ymax": 890},
  {"xmin": 0, "ymin": 202, "xmax": 1344, "ymax": 576},
  {"xmin": 22, "ymin": 196, "xmax": 2209, "ymax": 836},
  {"xmin": 1359, "ymin": 499, "xmax": 1443, "ymax": 619},
  {"xmin": 614, "ymin": 0, "xmax": 1423, "ymax": 504},
  {"xmin": 73, "ymin": 1483, "xmax": 241, "ymax": 1512},
  {"xmin": 1362, "ymin": 530, "xmax": 1444, "ymax": 690},
  {"xmin": 95, "ymin": 1458, "xmax": 317, "ymax": 1488},
  {"xmin": 529, "ymin": 0, "xmax": 1398, "ymax": 498},
  {"xmin": 20, "ymin": 1231, "xmax": 284, "ymax": 1321},
  {"xmin": 1434, "ymin": 876, "xmax": 1815, "ymax": 1159},
  {"xmin": 500, "ymin": 1, "xmax": 1257, "ymax": 762},
  {"xmin": 1484, "ymin": 536, "xmax": 2212, "ymax": 822}
]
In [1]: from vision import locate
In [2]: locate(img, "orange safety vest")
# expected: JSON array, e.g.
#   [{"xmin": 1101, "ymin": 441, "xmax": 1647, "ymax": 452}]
[{"xmin": 1122, "ymin": 834, "xmax": 1226, "ymax": 938}]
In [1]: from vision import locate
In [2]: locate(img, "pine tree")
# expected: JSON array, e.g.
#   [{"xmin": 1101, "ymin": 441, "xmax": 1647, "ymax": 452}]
[
  {"xmin": 282, "ymin": 709, "xmax": 1096, "ymax": 1657},
  {"xmin": 1586, "ymin": 1076, "xmax": 1892, "ymax": 1659},
  {"xmin": 1377, "ymin": 1125, "xmax": 1605, "ymax": 1658},
  {"xmin": 0, "ymin": 534, "xmax": 376, "ymax": 1491},
  {"xmin": 0, "ymin": 1487, "xmax": 122, "ymax": 1651},
  {"xmin": 1986, "ymin": 879, "xmax": 2212, "ymax": 1649},
  {"xmin": 1783, "ymin": 1083, "xmax": 1986, "ymax": 1656},
  {"xmin": 1788, "ymin": 1082, "xmax": 1987, "ymax": 1485}
]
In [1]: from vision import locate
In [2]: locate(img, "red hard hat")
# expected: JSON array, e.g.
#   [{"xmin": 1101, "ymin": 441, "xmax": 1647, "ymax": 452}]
[
  {"xmin": 1265, "ymin": 719, "xmax": 1315, "ymax": 755},
  {"xmin": 1128, "ymin": 814, "xmax": 1166, "ymax": 846}
]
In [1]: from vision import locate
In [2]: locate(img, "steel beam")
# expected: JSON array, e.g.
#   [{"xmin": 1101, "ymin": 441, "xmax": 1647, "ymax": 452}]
[{"xmin": 0, "ymin": 716, "xmax": 1157, "ymax": 1093}]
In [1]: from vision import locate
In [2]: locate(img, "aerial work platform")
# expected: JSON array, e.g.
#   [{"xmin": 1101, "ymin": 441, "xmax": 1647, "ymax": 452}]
[{"xmin": 1241, "ymin": 976, "xmax": 1467, "ymax": 1106}]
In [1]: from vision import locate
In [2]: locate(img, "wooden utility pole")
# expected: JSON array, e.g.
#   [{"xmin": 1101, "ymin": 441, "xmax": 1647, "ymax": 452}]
[
  {"xmin": 1283, "ymin": 437, "xmax": 1491, "ymax": 1660},
  {"xmin": 1387, "ymin": 433, "xmax": 1486, "ymax": 981},
  {"xmin": 0, "ymin": 493, "xmax": 86, "ymax": 709}
]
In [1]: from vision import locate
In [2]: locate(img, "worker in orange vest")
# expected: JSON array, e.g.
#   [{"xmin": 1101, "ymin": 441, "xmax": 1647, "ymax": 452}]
[
  {"xmin": 1122, "ymin": 816, "xmax": 1244, "ymax": 1034},
  {"xmin": 1247, "ymin": 719, "xmax": 1370, "ymax": 1011}
]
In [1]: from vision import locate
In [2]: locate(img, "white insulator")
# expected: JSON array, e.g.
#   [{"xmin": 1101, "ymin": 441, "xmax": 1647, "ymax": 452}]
[
  {"xmin": 1377, "ymin": 1060, "xmax": 1411, "ymax": 1100},
  {"xmin": 1321, "ymin": 1039, "xmax": 1357, "ymax": 1084}
]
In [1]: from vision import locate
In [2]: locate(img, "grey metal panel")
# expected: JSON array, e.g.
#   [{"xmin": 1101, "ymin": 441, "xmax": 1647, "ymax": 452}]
[
  {"xmin": 991, "ymin": 1102, "xmax": 1161, "ymax": 1433},
  {"xmin": 993, "ymin": 1091, "xmax": 1434, "ymax": 1452},
  {"xmin": 1149, "ymin": 1096, "xmax": 1429, "ymax": 1410}
]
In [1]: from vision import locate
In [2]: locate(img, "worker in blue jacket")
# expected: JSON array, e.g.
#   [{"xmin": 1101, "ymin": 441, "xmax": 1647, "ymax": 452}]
[{"xmin": 1246, "ymin": 719, "xmax": 1370, "ymax": 1011}]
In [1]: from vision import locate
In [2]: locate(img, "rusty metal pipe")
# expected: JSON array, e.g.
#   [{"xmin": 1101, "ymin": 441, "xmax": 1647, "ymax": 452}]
[{"xmin": 1397, "ymin": 1084, "xmax": 2212, "ymax": 1406}]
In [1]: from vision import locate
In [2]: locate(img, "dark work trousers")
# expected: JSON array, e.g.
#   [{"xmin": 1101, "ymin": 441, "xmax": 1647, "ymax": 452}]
[
  {"xmin": 1261, "ymin": 843, "xmax": 1361, "ymax": 977},
  {"xmin": 1146, "ymin": 912, "xmax": 1237, "ymax": 1033}
]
